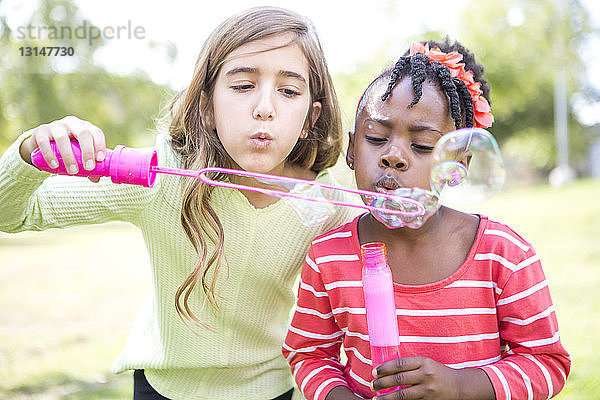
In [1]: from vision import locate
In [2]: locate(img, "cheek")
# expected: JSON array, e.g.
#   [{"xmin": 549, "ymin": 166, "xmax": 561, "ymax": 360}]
[
  {"xmin": 354, "ymin": 143, "xmax": 376, "ymax": 169},
  {"xmin": 287, "ymin": 97, "xmax": 312, "ymax": 125},
  {"xmin": 212, "ymin": 90, "xmax": 244, "ymax": 128}
]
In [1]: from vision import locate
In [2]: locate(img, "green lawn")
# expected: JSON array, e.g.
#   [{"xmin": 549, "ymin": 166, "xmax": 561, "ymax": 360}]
[
  {"xmin": 0, "ymin": 223, "xmax": 150, "ymax": 399},
  {"xmin": 0, "ymin": 179, "xmax": 598, "ymax": 399}
]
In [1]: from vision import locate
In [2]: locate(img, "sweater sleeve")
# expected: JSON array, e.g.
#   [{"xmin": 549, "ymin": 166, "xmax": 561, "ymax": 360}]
[
  {"xmin": 283, "ymin": 246, "xmax": 351, "ymax": 400},
  {"xmin": 479, "ymin": 247, "xmax": 571, "ymax": 400},
  {"xmin": 0, "ymin": 133, "xmax": 159, "ymax": 232}
]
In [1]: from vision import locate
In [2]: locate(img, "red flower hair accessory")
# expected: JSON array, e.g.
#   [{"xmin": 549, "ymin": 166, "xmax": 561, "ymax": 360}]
[{"xmin": 409, "ymin": 42, "xmax": 494, "ymax": 128}]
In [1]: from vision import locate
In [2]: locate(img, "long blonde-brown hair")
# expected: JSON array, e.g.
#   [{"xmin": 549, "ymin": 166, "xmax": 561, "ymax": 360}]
[{"xmin": 168, "ymin": 6, "xmax": 343, "ymax": 326}]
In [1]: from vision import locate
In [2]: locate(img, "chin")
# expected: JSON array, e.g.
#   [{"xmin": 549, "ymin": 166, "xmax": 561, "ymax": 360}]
[{"xmin": 241, "ymin": 161, "xmax": 280, "ymax": 174}]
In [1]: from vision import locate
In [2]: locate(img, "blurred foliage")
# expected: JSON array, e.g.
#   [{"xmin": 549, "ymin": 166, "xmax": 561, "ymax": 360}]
[
  {"xmin": 458, "ymin": 0, "xmax": 597, "ymax": 174},
  {"xmin": 333, "ymin": 0, "xmax": 600, "ymax": 178},
  {"xmin": 0, "ymin": 0, "xmax": 174, "ymax": 152},
  {"xmin": 1, "ymin": 0, "xmax": 599, "ymax": 178}
]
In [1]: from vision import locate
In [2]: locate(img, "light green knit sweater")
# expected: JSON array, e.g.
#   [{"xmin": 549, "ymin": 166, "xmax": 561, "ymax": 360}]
[{"xmin": 0, "ymin": 133, "xmax": 358, "ymax": 399}]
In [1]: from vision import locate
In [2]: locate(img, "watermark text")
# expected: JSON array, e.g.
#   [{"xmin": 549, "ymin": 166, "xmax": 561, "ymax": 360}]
[{"xmin": 14, "ymin": 20, "xmax": 145, "ymax": 46}]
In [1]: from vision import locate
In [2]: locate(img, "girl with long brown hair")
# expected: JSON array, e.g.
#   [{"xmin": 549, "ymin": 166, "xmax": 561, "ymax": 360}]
[{"xmin": 0, "ymin": 6, "xmax": 357, "ymax": 399}]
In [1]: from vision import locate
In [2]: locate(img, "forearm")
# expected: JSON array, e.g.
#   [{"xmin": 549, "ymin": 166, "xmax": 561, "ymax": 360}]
[
  {"xmin": 325, "ymin": 386, "xmax": 362, "ymax": 400},
  {"xmin": 0, "ymin": 134, "xmax": 49, "ymax": 232}
]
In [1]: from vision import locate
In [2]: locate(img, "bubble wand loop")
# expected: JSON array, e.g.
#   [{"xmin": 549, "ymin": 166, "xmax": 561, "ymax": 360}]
[
  {"xmin": 150, "ymin": 165, "xmax": 426, "ymax": 217},
  {"xmin": 29, "ymin": 142, "xmax": 425, "ymax": 217}
]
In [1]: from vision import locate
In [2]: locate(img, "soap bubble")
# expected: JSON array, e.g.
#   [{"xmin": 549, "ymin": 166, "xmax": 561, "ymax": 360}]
[
  {"xmin": 254, "ymin": 176, "xmax": 336, "ymax": 226},
  {"xmin": 286, "ymin": 184, "xmax": 337, "ymax": 226},
  {"xmin": 430, "ymin": 128, "xmax": 505, "ymax": 205},
  {"xmin": 366, "ymin": 187, "xmax": 440, "ymax": 229}
]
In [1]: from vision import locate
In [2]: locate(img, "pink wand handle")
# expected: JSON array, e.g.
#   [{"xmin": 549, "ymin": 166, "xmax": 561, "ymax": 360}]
[{"xmin": 31, "ymin": 142, "xmax": 158, "ymax": 187}]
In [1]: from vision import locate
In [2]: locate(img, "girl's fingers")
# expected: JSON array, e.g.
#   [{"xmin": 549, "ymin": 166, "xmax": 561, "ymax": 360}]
[
  {"xmin": 32, "ymin": 126, "xmax": 59, "ymax": 169},
  {"xmin": 373, "ymin": 357, "xmax": 423, "ymax": 378},
  {"xmin": 73, "ymin": 125, "xmax": 96, "ymax": 171},
  {"xmin": 374, "ymin": 383, "xmax": 422, "ymax": 400},
  {"xmin": 90, "ymin": 125, "xmax": 106, "ymax": 162},
  {"xmin": 51, "ymin": 124, "xmax": 78, "ymax": 174},
  {"xmin": 371, "ymin": 368, "xmax": 421, "ymax": 392},
  {"xmin": 27, "ymin": 116, "xmax": 106, "ymax": 174}
]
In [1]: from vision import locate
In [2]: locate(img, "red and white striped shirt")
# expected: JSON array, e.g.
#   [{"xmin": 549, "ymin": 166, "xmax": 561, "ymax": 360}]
[{"xmin": 283, "ymin": 214, "xmax": 570, "ymax": 400}]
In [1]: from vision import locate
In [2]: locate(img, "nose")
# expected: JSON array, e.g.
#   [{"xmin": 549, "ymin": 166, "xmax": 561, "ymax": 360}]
[
  {"xmin": 380, "ymin": 145, "xmax": 408, "ymax": 170},
  {"xmin": 253, "ymin": 88, "xmax": 275, "ymax": 121}
]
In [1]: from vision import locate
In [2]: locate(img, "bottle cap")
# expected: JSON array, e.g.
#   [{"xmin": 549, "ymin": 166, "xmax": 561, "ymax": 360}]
[
  {"xmin": 361, "ymin": 242, "xmax": 387, "ymax": 266},
  {"xmin": 108, "ymin": 145, "xmax": 158, "ymax": 187}
]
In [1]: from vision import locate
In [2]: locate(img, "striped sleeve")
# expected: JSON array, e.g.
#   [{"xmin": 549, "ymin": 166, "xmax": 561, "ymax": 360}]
[
  {"xmin": 479, "ymin": 246, "xmax": 570, "ymax": 400},
  {"xmin": 283, "ymin": 245, "xmax": 350, "ymax": 400}
]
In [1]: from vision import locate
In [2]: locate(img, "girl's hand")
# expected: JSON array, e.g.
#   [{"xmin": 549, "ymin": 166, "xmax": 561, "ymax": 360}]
[
  {"xmin": 371, "ymin": 357, "xmax": 494, "ymax": 400},
  {"xmin": 19, "ymin": 116, "xmax": 107, "ymax": 182}
]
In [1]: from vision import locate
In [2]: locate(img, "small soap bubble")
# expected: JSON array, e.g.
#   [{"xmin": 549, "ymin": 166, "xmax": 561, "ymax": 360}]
[
  {"xmin": 430, "ymin": 128, "xmax": 505, "ymax": 205},
  {"xmin": 286, "ymin": 184, "xmax": 336, "ymax": 226}
]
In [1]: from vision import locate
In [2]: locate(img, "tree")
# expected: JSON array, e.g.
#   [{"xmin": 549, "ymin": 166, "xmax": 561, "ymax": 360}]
[
  {"xmin": 332, "ymin": 0, "xmax": 598, "ymax": 177},
  {"xmin": 0, "ymin": 0, "xmax": 174, "ymax": 152},
  {"xmin": 457, "ymin": 0, "xmax": 597, "ymax": 173}
]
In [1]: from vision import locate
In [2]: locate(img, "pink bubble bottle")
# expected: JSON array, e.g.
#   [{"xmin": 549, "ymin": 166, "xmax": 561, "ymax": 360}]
[
  {"xmin": 361, "ymin": 242, "xmax": 401, "ymax": 395},
  {"xmin": 31, "ymin": 142, "xmax": 158, "ymax": 187}
]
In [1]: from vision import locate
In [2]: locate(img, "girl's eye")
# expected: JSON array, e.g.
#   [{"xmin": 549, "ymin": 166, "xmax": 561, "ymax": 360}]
[
  {"xmin": 280, "ymin": 88, "xmax": 301, "ymax": 97},
  {"xmin": 231, "ymin": 84, "xmax": 254, "ymax": 91},
  {"xmin": 412, "ymin": 144, "xmax": 435, "ymax": 153},
  {"xmin": 365, "ymin": 136, "xmax": 387, "ymax": 144}
]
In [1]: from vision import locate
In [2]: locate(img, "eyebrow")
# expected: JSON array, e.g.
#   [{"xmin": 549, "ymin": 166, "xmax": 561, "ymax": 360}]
[
  {"xmin": 365, "ymin": 118, "xmax": 443, "ymax": 136},
  {"xmin": 408, "ymin": 124, "xmax": 443, "ymax": 136},
  {"xmin": 225, "ymin": 67, "xmax": 306, "ymax": 83},
  {"xmin": 278, "ymin": 70, "xmax": 306, "ymax": 83}
]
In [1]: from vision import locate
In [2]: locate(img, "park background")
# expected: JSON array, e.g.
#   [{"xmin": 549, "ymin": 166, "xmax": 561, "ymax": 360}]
[{"xmin": 0, "ymin": 0, "xmax": 599, "ymax": 398}]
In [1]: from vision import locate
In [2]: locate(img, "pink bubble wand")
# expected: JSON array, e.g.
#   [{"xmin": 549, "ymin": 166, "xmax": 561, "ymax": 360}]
[
  {"xmin": 152, "ymin": 165, "xmax": 424, "ymax": 217},
  {"xmin": 31, "ymin": 142, "xmax": 425, "ymax": 217}
]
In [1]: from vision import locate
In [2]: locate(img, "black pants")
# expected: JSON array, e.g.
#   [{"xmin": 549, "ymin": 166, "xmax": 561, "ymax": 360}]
[{"xmin": 133, "ymin": 369, "xmax": 294, "ymax": 400}]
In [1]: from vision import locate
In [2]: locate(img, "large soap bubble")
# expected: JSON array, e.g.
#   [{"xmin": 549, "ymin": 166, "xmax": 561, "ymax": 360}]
[{"xmin": 430, "ymin": 128, "xmax": 505, "ymax": 205}]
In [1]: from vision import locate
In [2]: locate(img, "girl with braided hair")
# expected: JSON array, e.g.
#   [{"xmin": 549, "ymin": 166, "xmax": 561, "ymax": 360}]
[{"xmin": 283, "ymin": 39, "xmax": 570, "ymax": 400}]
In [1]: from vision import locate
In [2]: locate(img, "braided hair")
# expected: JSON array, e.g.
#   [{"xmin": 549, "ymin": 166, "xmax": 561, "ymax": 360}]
[{"xmin": 378, "ymin": 38, "xmax": 490, "ymax": 130}]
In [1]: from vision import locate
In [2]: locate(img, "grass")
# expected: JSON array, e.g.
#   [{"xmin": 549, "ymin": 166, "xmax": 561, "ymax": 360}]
[
  {"xmin": 0, "ymin": 223, "xmax": 150, "ymax": 399},
  {"xmin": 467, "ymin": 179, "xmax": 600, "ymax": 398},
  {"xmin": 0, "ymin": 179, "xmax": 599, "ymax": 399}
]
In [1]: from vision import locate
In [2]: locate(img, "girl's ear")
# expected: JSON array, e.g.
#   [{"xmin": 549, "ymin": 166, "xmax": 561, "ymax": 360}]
[
  {"xmin": 310, "ymin": 101, "xmax": 322, "ymax": 127},
  {"xmin": 301, "ymin": 101, "xmax": 322, "ymax": 138},
  {"xmin": 200, "ymin": 91, "xmax": 215, "ymax": 130},
  {"xmin": 346, "ymin": 131, "xmax": 355, "ymax": 169}
]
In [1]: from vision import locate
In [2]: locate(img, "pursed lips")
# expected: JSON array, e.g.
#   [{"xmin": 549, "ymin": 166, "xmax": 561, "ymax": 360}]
[
  {"xmin": 250, "ymin": 131, "xmax": 273, "ymax": 140},
  {"xmin": 249, "ymin": 131, "xmax": 273, "ymax": 148},
  {"xmin": 374, "ymin": 175, "xmax": 402, "ymax": 193}
]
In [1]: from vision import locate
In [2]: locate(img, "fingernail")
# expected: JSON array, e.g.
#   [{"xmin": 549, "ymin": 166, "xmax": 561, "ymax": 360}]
[
  {"xmin": 96, "ymin": 151, "xmax": 104, "ymax": 161},
  {"xmin": 68, "ymin": 165, "xmax": 78, "ymax": 174},
  {"xmin": 85, "ymin": 160, "xmax": 94, "ymax": 170},
  {"xmin": 49, "ymin": 160, "xmax": 59, "ymax": 169},
  {"xmin": 372, "ymin": 368, "xmax": 377, "ymax": 378}
]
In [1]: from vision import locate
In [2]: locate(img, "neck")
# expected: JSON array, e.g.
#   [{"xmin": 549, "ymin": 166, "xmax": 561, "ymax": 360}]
[{"xmin": 358, "ymin": 206, "xmax": 450, "ymax": 246}]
